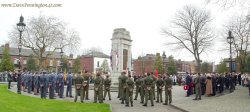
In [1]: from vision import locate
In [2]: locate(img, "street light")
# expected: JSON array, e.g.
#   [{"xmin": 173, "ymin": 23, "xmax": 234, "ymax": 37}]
[
  {"xmin": 60, "ymin": 48, "xmax": 64, "ymax": 72},
  {"xmin": 162, "ymin": 51, "xmax": 166, "ymax": 74},
  {"xmin": 16, "ymin": 15, "xmax": 26, "ymax": 70},
  {"xmin": 227, "ymin": 31, "xmax": 234, "ymax": 73},
  {"xmin": 16, "ymin": 15, "xmax": 26, "ymax": 94}
]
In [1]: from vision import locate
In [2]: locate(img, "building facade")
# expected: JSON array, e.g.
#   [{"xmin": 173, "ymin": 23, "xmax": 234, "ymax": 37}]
[
  {"xmin": 0, "ymin": 43, "xmax": 74, "ymax": 72},
  {"xmin": 80, "ymin": 51, "xmax": 111, "ymax": 74},
  {"xmin": 132, "ymin": 53, "xmax": 207, "ymax": 76}
]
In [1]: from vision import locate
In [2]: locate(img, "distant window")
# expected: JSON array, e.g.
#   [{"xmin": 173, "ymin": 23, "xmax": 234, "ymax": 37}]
[
  {"xmin": 23, "ymin": 60, "xmax": 27, "ymax": 65},
  {"xmin": 97, "ymin": 61, "xmax": 100, "ymax": 67},
  {"xmin": 49, "ymin": 60, "xmax": 53, "ymax": 66},
  {"xmin": 14, "ymin": 58, "xmax": 19, "ymax": 64},
  {"xmin": 57, "ymin": 60, "xmax": 61, "ymax": 66},
  {"xmin": 68, "ymin": 61, "xmax": 72, "ymax": 67}
]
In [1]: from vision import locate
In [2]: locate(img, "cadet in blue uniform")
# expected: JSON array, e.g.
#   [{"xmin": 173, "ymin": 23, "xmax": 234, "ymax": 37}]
[
  {"xmin": 27, "ymin": 72, "xmax": 32, "ymax": 94},
  {"xmin": 66, "ymin": 72, "xmax": 73, "ymax": 97},
  {"xmin": 33, "ymin": 72, "xmax": 39, "ymax": 95},
  {"xmin": 39, "ymin": 71, "xmax": 47, "ymax": 99},
  {"xmin": 57, "ymin": 72, "xmax": 64, "ymax": 98},
  {"xmin": 48, "ymin": 73, "xmax": 55, "ymax": 99}
]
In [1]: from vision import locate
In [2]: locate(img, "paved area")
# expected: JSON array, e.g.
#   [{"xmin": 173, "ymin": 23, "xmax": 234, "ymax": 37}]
[
  {"xmin": 8, "ymin": 85, "xmax": 182, "ymax": 112},
  {"xmin": 172, "ymin": 85, "xmax": 250, "ymax": 112},
  {"xmin": 7, "ymin": 84, "xmax": 250, "ymax": 112}
]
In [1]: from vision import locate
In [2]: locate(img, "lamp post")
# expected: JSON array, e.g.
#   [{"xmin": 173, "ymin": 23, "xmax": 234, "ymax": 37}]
[
  {"xmin": 16, "ymin": 15, "xmax": 26, "ymax": 70},
  {"xmin": 60, "ymin": 48, "xmax": 64, "ymax": 72},
  {"xmin": 227, "ymin": 31, "xmax": 234, "ymax": 73},
  {"xmin": 16, "ymin": 15, "xmax": 26, "ymax": 94},
  {"xmin": 162, "ymin": 51, "xmax": 166, "ymax": 74}
]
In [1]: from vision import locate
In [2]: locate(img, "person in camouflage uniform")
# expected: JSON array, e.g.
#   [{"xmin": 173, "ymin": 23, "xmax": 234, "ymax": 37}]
[
  {"xmin": 193, "ymin": 73, "xmax": 201, "ymax": 100},
  {"xmin": 118, "ymin": 73, "xmax": 123, "ymax": 99},
  {"xmin": 83, "ymin": 71, "xmax": 90, "ymax": 100},
  {"xmin": 151, "ymin": 72, "xmax": 157, "ymax": 100},
  {"xmin": 125, "ymin": 74, "xmax": 134, "ymax": 107},
  {"xmin": 140, "ymin": 74, "xmax": 146, "ymax": 104},
  {"xmin": 94, "ymin": 73, "xmax": 103, "ymax": 103},
  {"xmin": 163, "ymin": 74, "xmax": 173, "ymax": 105},
  {"xmin": 104, "ymin": 75, "xmax": 112, "ymax": 100},
  {"xmin": 74, "ymin": 72, "xmax": 84, "ymax": 103},
  {"xmin": 121, "ymin": 72, "xmax": 128, "ymax": 104},
  {"xmin": 143, "ymin": 72, "xmax": 154, "ymax": 106},
  {"xmin": 156, "ymin": 75, "xmax": 164, "ymax": 103},
  {"xmin": 134, "ymin": 75, "xmax": 143, "ymax": 101},
  {"xmin": 82, "ymin": 72, "xmax": 89, "ymax": 100}
]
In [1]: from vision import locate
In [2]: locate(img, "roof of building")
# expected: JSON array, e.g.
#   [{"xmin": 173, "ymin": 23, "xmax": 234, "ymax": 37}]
[
  {"xmin": 0, "ymin": 46, "xmax": 70, "ymax": 59},
  {"xmin": 82, "ymin": 51, "xmax": 109, "ymax": 58}
]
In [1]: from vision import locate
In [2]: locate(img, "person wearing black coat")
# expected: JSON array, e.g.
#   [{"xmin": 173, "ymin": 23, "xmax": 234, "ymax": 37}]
[
  {"xmin": 238, "ymin": 73, "xmax": 242, "ymax": 86},
  {"xmin": 7, "ymin": 71, "xmax": 12, "ymax": 89},
  {"xmin": 185, "ymin": 73, "xmax": 192, "ymax": 97},
  {"xmin": 217, "ymin": 74, "xmax": 224, "ymax": 93},
  {"xmin": 211, "ymin": 75, "xmax": 217, "ymax": 96}
]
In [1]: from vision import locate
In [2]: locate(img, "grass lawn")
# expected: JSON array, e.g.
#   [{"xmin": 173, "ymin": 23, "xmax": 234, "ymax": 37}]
[{"xmin": 0, "ymin": 85, "xmax": 111, "ymax": 112}]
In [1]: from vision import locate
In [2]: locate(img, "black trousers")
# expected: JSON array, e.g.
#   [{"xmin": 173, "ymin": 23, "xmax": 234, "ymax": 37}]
[{"xmin": 8, "ymin": 81, "xmax": 11, "ymax": 89}]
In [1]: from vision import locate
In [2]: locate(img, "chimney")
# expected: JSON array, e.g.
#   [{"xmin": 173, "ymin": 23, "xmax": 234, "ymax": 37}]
[
  {"xmin": 69, "ymin": 53, "xmax": 73, "ymax": 58},
  {"xmin": 5, "ymin": 43, "xmax": 10, "ymax": 49}
]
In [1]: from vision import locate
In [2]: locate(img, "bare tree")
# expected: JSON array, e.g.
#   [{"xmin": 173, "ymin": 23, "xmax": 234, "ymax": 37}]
[
  {"xmin": 162, "ymin": 5, "xmax": 215, "ymax": 72},
  {"xmin": 226, "ymin": 14, "xmax": 250, "ymax": 71},
  {"xmin": 9, "ymin": 14, "xmax": 80, "ymax": 70},
  {"xmin": 205, "ymin": 0, "xmax": 248, "ymax": 9}
]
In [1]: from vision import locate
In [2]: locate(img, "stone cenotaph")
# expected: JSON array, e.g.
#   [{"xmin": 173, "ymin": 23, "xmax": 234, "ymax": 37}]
[{"xmin": 111, "ymin": 28, "xmax": 132, "ymax": 86}]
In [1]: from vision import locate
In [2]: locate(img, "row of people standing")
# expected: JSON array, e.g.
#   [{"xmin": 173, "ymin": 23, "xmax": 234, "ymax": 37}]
[
  {"xmin": 16, "ymin": 71, "xmax": 91, "ymax": 100},
  {"xmin": 118, "ymin": 72, "xmax": 173, "ymax": 107},
  {"xmin": 185, "ymin": 72, "xmax": 240, "ymax": 100},
  {"xmin": 74, "ymin": 72, "xmax": 112, "ymax": 103}
]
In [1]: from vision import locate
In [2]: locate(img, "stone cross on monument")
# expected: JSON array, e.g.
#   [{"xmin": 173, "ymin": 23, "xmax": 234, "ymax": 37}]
[{"xmin": 111, "ymin": 28, "xmax": 132, "ymax": 86}]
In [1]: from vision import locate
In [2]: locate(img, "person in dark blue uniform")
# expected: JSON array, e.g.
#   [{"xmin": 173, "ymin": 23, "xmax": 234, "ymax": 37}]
[
  {"xmin": 66, "ymin": 72, "xmax": 73, "ymax": 98},
  {"xmin": 39, "ymin": 71, "xmax": 47, "ymax": 99},
  {"xmin": 57, "ymin": 72, "xmax": 64, "ymax": 98}
]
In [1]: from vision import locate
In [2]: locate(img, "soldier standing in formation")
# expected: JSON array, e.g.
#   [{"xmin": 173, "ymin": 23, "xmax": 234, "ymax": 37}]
[
  {"xmin": 163, "ymin": 74, "xmax": 173, "ymax": 105},
  {"xmin": 143, "ymin": 72, "xmax": 154, "ymax": 107},
  {"xmin": 94, "ymin": 73, "xmax": 103, "ymax": 103},
  {"xmin": 33, "ymin": 72, "xmax": 39, "ymax": 95},
  {"xmin": 26, "ymin": 72, "xmax": 33, "ymax": 94},
  {"xmin": 55, "ymin": 73, "xmax": 59, "ymax": 95},
  {"xmin": 83, "ymin": 71, "xmax": 90, "ymax": 100},
  {"xmin": 151, "ymin": 72, "xmax": 157, "ymax": 100},
  {"xmin": 57, "ymin": 72, "xmax": 64, "ymax": 98},
  {"xmin": 118, "ymin": 74, "xmax": 123, "ymax": 99},
  {"xmin": 125, "ymin": 74, "xmax": 134, "ymax": 107},
  {"xmin": 140, "ymin": 75, "xmax": 146, "ymax": 104},
  {"xmin": 39, "ymin": 71, "xmax": 47, "ymax": 99},
  {"xmin": 74, "ymin": 72, "xmax": 84, "ymax": 103},
  {"xmin": 120, "ymin": 72, "xmax": 128, "ymax": 104},
  {"xmin": 48, "ymin": 72, "xmax": 55, "ymax": 99},
  {"xmin": 193, "ymin": 73, "xmax": 201, "ymax": 100},
  {"xmin": 134, "ymin": 75, "xmax": 143, "ymax": 102},
  {"xmin": 66, "ymin": 72, "xmax": 73, "ymax": 98},
  {"xmin": 156, "ymin": 75, "xmax": 164, "ymax": 103},
  {"xmin": 104, "ymin": 75, "xmax": 112, "ymax": 100}
]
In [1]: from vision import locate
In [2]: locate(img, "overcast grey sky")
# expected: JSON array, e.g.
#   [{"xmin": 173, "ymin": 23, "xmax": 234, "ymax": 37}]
[{"xmin": 0, "ymin": 0, "xmax": 248, "ymax": 64}]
